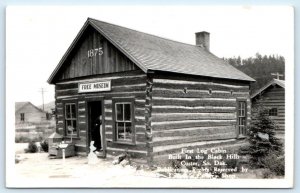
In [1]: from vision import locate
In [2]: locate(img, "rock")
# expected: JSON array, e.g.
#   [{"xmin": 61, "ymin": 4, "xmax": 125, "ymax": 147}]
[
  {"xmin": 120, "ymin": 159, "xmax": 129, "ymax": 167},
  {"xmin": 15, "ymin": 154, "xmax": 26, "ymax": 163},
  {"xmin": 156, "ymin": 171, "xmax": 168, "ymax": 178},
  {"xmin": 112, "ymin": 153, "xmax": 127, "ymax": 165},
  {"xmin": 116, "ymin": 153, "xmax": 127, "ymax": 162},
  {"xmin": 112, "ymin": 160, "xmax": 119, "ymax": 165},
  {"xmin": 258, "ymin": 132, "xmax": 269, "ymax": 141},
  {"xmin": 135, "ymin": 165, "xmax": 141, "ymax": 170}
]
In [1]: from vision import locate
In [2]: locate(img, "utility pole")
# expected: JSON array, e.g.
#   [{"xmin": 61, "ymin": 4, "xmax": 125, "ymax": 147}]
[
  {"xmin": 39, "ymin": 88, "xmax": 47, "ymax": 111},
  {"xmin": 271, "ymin": 72, "xmax": 284, "ymax": 80}
]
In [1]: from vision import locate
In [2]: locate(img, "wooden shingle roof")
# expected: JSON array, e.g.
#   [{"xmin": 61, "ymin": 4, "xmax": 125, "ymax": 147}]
[
  {"xmin": 15, "ymin": 102, "xmax": 46, "ymax": 113},
  {"xmin": 48, "ymin": 18, "xmax": 255, "ymax": 83},
  {"xmin": 15, "ymin": 102, "xmax": 28, "ymax": 112}
]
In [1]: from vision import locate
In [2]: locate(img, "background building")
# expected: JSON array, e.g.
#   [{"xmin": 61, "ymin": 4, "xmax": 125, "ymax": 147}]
[
  {"xmin": 15, "ymin": 102, "xmax": 51, "ymax": 125},
  {"xmin": 251, "ymin": 79, "xmax": 285, "ymax": 135}
]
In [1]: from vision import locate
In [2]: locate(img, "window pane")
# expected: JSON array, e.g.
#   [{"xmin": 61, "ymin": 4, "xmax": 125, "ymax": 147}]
[
  {"xmin": 124, "ymin": 122, "xmax": 132, "ymax": 139},
  {"xmin": 71, "ymin": 104, "xmax": 76, "ymax": 118},
  {"xmin": 238, "ymin": 117, "xmax": 246, "ymax": 126},
  {"xmin": 124, "ymin": 104, "xmax": 131, "ymax": 121},
  {"xmin": 66, "ymin": 120, "xmax": 72, "ymax": 134},
  {"xmin": 116, "ymin": 104, "xmax": 123, "ymax": 121},
  {"xmin": 117, "ymin": 122, "xmax": 125, "ymax": 140},
  {"xmin": 72, "ymin": 120, "xmax": 77, "ymax": 133},
  {"xmin": 269, "ymin": 108, "xmax": 278, "ymax": 116},
  {"xmin": 66, "ymin": 105, "xmax": 71, "ymax": 118},
  {"xmin": 238, "ymin": 102, "xmax": 246, "ymax": 116},
  {"xmin": 67, "ymin": 121, "xmax": 76, "ymax": 135}
]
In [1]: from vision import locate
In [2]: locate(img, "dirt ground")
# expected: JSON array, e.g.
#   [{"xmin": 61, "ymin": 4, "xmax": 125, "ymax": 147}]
[{"xmin": 12, "ymin": 143, "xmax": 279, "ymax": 188}]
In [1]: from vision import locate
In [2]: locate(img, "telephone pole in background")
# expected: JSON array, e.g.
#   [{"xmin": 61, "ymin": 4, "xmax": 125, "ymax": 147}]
[{"xmin": 39, "ymin": 88, "xmax": 47, "ymax": 111}]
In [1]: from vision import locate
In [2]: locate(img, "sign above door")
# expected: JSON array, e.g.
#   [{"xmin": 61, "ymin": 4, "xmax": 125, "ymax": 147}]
[{"xmin": 78, "ymin": 80, "xmax": 111, "ymax": 93}]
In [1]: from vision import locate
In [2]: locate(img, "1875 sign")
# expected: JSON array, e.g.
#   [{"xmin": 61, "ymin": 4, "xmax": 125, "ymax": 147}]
[{"xmin": 87, "ymin": 47, "xmax": 103, "ymax": 58}]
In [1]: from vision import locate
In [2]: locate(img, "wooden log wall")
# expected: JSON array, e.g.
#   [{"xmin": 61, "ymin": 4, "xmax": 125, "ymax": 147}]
[
  {"xmin": 54, "ymin": 70, "xmax": 148, "ymax": 157},
  {"xmin": 252, "ymin": 85, "xmax": 285, "ymax": 131},
  {"xmin": 149, "ymin": 74, "xmax": 251, "ymax": 156}
]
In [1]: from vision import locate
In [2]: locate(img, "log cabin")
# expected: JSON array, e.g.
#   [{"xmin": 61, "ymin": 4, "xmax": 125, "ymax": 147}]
[
  {"xmin": 47, "ymin": 18, "xmax": 255, "ymax": 164},
  {"xmin": 251, "ymin": 79, "xmax": 285, "ymax": 133}
]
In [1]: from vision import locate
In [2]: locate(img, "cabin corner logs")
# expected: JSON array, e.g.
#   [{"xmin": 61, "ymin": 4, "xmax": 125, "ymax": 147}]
[{"xmin": 49, "ymin": 18, "xmax": 254, "ymax": 164}]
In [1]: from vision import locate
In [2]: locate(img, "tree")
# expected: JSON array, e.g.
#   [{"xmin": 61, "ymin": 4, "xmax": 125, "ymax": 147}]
[
  {"xmin": 223, "ymin": 53, "xmax": 285, "ymax": 94},
  {"xmin": 244, "ymin": 107, "xmax": 282, "ymax": 167}
]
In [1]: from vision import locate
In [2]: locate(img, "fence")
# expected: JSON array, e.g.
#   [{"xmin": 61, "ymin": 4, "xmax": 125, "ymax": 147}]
[{"xmin": 15, "ymin": 121, "xmax": 56, "ymax": 143}]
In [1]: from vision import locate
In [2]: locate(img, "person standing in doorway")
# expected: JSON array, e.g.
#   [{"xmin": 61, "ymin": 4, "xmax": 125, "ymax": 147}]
[{"xmin": 92, "ymin": 115, "xmax": 102, "ymax": 151}]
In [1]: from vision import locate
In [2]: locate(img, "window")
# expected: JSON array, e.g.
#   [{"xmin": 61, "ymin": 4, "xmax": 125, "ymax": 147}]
[
  {"xmin": 112, "ymin": 98, "xmax": 135, "ymax": 143},
  {"xmin": 64, "ymin": 103, "xmax": 77, "ymax": 136},
  {"xmin": 20, "ymin": 113, "xmax": 25, "ymax": 121},
  {"xmin": 269, "ymin": 108, "xmax": 278, "ymax": 116},
  {"xmin": 46, "ymin": 113, "xmax": 51, "ymax": 120},
  {"xmin": 237, "ymin": 100, "xmax": 247, "ymax": 136}
]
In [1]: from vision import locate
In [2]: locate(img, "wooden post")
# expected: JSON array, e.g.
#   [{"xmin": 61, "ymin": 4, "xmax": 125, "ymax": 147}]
[{"xmin": 62, "ymin": 149, "xmax": 66, "ymax": 164}]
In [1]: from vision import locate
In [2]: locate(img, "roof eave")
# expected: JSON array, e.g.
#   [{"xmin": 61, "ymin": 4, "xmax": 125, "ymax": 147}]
[{"xmin": 251, "ymin": 79, "xmax": 284, "ymax": 99}]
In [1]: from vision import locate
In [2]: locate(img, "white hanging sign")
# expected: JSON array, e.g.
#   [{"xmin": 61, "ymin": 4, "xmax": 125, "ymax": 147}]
[{"xmin": 78, "ymin": 80, "xmax": 111, "ymax": 93}]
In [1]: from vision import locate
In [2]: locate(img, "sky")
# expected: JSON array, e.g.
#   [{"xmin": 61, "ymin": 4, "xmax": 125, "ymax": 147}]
[{"xmin": 6, "ymin": 6, "xmax": 293, "ymax": 107}]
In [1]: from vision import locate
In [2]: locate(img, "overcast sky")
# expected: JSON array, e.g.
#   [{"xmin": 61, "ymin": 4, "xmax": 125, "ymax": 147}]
[{"xmin": 6, "ymin": 6, "xmax": 293, "ymax": 107}]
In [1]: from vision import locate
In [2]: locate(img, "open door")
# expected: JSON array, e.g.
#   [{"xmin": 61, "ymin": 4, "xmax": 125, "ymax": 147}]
[{"xmin": 87, "ymin": 99, "xmax": 105, "ymax": 157}]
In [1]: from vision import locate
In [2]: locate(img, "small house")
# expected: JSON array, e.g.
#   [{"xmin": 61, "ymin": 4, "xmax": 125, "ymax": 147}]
[
  {"xmin": 15, "ymin": 102, "xmax": 50, "ymax": 125},
  {"xmin": 47, "ymin": 18, "xmax": 254, "ymax": 163},
  {"xmin": 251, "ymin": 79, "xmax": 285, "ymax": 132}
]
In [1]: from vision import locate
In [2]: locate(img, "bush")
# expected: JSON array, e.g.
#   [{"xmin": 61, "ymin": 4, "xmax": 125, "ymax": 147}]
[
  {"xmin": 15, "ymin": 136, "xmax": 31, "ymax": 143},
  {"xmin": 244, "ymin": 107, "xmax": 283, "ymax": 167},
  {"xmin": 40, "ymin": 140, "xmax": 49, "ymax": 152},
  {"xmin": 261, "ymin": 151, "xmax": 285, "ymax": 176},
  {"xmin": 24, "ymin": 141, "xmax": 38, "ymax": 153},
  {"xmin": 15, "ymin": 135, "xmax": 43, "ymax": 143}
]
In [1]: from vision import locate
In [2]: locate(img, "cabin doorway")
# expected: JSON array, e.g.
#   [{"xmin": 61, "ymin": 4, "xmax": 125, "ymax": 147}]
[{"xmin": 87, "ymin": 100, "xmax": 104, "ymax": 153}]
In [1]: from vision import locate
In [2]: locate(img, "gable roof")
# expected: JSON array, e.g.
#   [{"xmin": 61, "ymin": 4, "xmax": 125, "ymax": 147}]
[
  {"xmin": 15, "ymin": 102, "xmax": 28, "ymax": 112},
  {"xmin": 251, "ymin": 79, "xmax": 285, "ymax": 99},
  {"xmin": 48, "ymin": 18, "xmax": 255, "ymax": 84},
  {"xmin": 15, "ymin": 102, "xmax": 46, "ymax": 113}
]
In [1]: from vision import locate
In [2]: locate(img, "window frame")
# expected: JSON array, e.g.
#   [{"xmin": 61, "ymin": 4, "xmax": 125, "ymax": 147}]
[
  {"xmin": 112, "ymin": 97, "xmax": 135, "ymax": 145},
  {"xmin": 269, "ymin": 108, "xmax": 278, "ymax": 116},
  {"xmin": 236, "ymin": 99, "xmax": 247, "ymax": 136},
  {"xmin": 63, "ymin": 100, "xmax": 79, "ymax": 138}
]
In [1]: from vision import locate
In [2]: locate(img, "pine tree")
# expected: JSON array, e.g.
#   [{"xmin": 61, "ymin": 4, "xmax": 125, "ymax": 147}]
[{"xmin": 245, "ymin": 107, "xmax": 282, "ymax": 167}]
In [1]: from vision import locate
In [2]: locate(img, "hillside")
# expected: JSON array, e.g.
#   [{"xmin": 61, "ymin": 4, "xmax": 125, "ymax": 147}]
[
  {"xmin": 38, "ymin": 101, "xmax": 55, "ymax": 113},
  {"xmin": 224, "ymin": 53, "xmax": 285, "ymax": 94}
]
